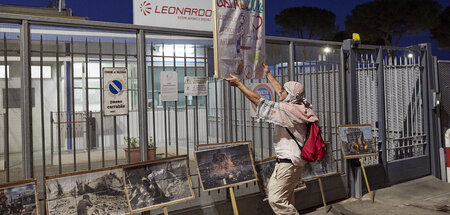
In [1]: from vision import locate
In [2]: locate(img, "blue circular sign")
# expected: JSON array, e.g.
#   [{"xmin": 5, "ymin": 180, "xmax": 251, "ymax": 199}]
[
  {"xmin": 109, "ymin": 80, "xmax": 123, "ymax": 95},
  {"xmin": 252, "ymin": 84, "xmax": 274, "ymax": 112}
]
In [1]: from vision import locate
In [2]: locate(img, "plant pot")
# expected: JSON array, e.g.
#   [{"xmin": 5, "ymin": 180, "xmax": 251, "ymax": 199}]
[{"xmin": 123, "ymin": 147, "xmax": 155, "ymax": 163}]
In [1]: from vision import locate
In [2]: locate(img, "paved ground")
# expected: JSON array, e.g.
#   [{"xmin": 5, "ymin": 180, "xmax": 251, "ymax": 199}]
[{"xmin": 306, "ymin": 176, "xmax": 450, "ymax": 215}]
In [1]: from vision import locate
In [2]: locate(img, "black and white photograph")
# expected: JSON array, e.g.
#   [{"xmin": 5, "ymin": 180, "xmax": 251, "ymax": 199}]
[
  {"xmin": 302, "ymin": 142, "xmax": 338, "ymax": 180},
  {"xmin": 123, "ymin": 156, "xmax": 194, "ymax": 213},
  {"xmin": 339, "ymin": 124, "xmax": 378, "ymax": 159},
  {"xmin": 195, "ymin": 143, "xmax": 257, "ymax": 191},
  {"xmin": 255, "ymin": 158, "xmax": 306, "ymax": 200},
  {"xmin": 45, "ymin": 168, "xmax": 128, "ymax": 215},
  {"xmin": 0, "ymin": 179, "xmax": 39, "ymax": 215}
]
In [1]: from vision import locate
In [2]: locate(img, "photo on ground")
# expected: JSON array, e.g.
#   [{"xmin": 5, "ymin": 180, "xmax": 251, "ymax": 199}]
[
  {"xmin": 195, "ymin": 143, "xmax": 257, "ymax": 191},
  {"xmin": 45, "ymin": 168, "xmax": 128, "ymax": 215},
  {"xmin": 339, "ymin": 124, "xmax": 378, "ymax": 159},
  {"xmin": 123, "ymin": 156, "xmax": 194, "ymax": 213},
  {"xmin": 302, "ymin": 142, "xmax": 338, "ymax": 180},
  {"xmin": 0, "ymin": 179, "xmax": 39, "ymax": 215},
  {"xmin": 197, "ymin": 141, "xmax": 252, "ymax": 151},
  {"xmin": 255, "ymin": 158, "xmax": 306, "ymax": 200}
]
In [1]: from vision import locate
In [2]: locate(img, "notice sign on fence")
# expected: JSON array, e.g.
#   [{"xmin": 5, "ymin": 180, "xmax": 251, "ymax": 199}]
[
  {"xmin": 103, "ymin": 67, "xmax": 128, "ymax": 116},
  {"xmin": 184, "ymin": 76, "xmax": 208, "ymax": 96},
  {"xmin": 213, "ymin": 0, "xmax": 265, "ymax": 79},
  {"xmin": 161, "ymin": 71, "xmax": 178, "ymax": 101},
  {"xmin": 250, "ymin": 83, "xmax": 273, "ymax": 117}
]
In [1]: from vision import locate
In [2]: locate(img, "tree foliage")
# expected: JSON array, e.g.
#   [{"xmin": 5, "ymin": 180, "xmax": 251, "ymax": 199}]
[
  {"xmin": 431, "ymin": 6, "xmax": 450, "ymax": 49},
  {"xmin": 275, "ymin": 6, "xmax": 337, "ymax": 39},
  {"xmin": 345, "ymin": 0, "xmax": 442, "ymax": 46}
]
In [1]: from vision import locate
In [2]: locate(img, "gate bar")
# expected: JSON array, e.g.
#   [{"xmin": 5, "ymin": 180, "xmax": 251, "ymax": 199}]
[
  {"xmin": 376, "ymin": 47, "xmax": 388, "ymax": 175},
  {"xmin": 137, "ymin": 29, "xmax": 148, "ymax": 161}
]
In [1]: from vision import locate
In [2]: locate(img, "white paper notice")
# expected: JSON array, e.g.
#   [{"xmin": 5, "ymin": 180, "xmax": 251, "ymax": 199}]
[
  {"xmin": 214, "ymin": 0, "xmax": 265, "ymax": 79},
  {"xmin": 161, "ymin": 71, "xmax": 178, "ymax": 101},
  {"xmin": 184, "ymin": 76, "xmax": 208, "ymax": 96},
  {"xmin": 103, "ymin": 67, "xmax": 128, "ymax": 116}
]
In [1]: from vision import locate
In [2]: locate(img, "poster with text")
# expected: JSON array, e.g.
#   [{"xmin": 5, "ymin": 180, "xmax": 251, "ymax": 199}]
[
  {"xmin": 184, "ymin": 76, "xmax": 208, "ymax": 96},
  {"xmin": 213, "ymin": 0, "xmax": 265, "ymax": 79},
  {"xmin": 161, "ymin": 71, "xmax": 178, "ymax": 101},
  {"xmin": 250, "ymin": 83, "xmax": 274, "ymax": 117},
  {"xmin": 103, "ymin": 67, "xmax": 128, "ymax": 116}
]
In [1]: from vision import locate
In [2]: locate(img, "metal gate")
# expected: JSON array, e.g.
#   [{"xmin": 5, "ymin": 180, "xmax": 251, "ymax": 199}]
[{"xmin": 343, "ymin": 41, "xmax": 439, "ymax": 185}]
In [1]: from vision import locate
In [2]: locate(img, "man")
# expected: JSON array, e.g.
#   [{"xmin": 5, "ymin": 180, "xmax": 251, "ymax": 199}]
[
  {"xmin": 226, "ymin": 64, "xmax": 318, "ymax": 215},
  {"xmin": 77, "ymin": 194, "xmax": 93, "ymax": 215}
]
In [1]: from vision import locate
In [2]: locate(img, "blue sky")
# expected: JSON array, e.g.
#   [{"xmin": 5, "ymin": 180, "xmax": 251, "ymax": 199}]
[{"xmin": 1, "ymin": 0, "xmax": 449, "ymax": 59}]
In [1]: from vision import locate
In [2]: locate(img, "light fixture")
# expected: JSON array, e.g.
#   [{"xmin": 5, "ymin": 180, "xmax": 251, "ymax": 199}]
[
  {"xmin": 407, "ymin": 53, "xmax": 414, "ymax": 58},
  {"xmin": 323, "ymin": 47, "xmax": 331, "ymax": 54}
]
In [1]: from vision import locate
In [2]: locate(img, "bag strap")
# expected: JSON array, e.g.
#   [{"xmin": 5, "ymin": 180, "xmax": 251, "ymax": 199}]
[{"xmin": 285, "ymin": 127, "xmax": 303, "ymax": 151}]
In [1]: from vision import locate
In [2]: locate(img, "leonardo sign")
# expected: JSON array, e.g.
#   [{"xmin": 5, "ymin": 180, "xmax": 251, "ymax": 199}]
[{"xmin": 133, "ymin": 0, "xmax": 213, "ymax": 32}]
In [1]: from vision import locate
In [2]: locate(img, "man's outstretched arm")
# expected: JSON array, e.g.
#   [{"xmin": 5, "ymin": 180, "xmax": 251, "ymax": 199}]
[
  {"xmin": 264, "ymin": 64, "xmax": 287, "ymax": 100},
  {"xmin": 225, "ymin": 74, "xmax": 261, "ymax": 105}
]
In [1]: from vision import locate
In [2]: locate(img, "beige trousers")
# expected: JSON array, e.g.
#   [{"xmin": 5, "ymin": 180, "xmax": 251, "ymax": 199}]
[{"xmin": 267, "ymin": 162, "xmax": 303, "ymax": 215}]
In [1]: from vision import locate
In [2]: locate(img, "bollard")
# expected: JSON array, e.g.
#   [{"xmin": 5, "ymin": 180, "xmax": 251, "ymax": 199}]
[{"xmin": 446, "ymin": 129, "xmax": 450, "ymax": 183}]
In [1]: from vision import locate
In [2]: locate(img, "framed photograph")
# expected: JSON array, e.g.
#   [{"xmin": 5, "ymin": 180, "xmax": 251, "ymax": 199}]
[
  {"xmin": 195, "ymin": 142, "xmax": 257, "ymax": 191},
  {"xmin": 0, "ymin": 179, "xmax": 39, "ymax": 215},
  {"xmin": 302, "ymin": 142, "xmax": 338, "ymax": 181},
  {"xmin": 255, "ymin": 158, "xmax": 306, "ymax": 201},
  {"xmin": 122, "ymin": 156, "xmax": 194, "ymax": 213},
  {"xmin": 196, "ymin": 141, "xmax": 252, "ymax": 152},
  {"xmin": 338, "ymin": 124, "xmax": 379, "ymax": 159},
  {"xmin": 45, "ymin": 167, "xmax": 128, "ymax": 215}
]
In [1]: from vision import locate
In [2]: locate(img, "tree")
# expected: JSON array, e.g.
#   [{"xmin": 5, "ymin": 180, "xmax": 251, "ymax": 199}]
[
  {"xmin": 431, "ymin": 7, "xmax": 450, "ymax": 49},
  {"xmin": 275, "ymin": 6, "xmax": 337, "ymax": 40},
  {"xmin": 345, "ymin": 0, "xmax": 442, "ymax": 46}
]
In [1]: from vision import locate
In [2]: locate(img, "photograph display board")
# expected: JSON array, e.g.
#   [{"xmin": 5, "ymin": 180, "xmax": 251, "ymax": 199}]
[
  {"xmin": 123, "ymin": 156, "xmax": 194, "ymax": 213},
  {"xmin": 103, "ymin": 67, "xmax": 128, "ymax": 116},
  {"xmin": 0, "ymin": 179, "xmax": 39, "ymax": 215},
  {"xmin": 338, "ymin": 124, "xmax": 378, "ymax": 159},
  {"xmin": 213, "ymin": 0, "xmax": 265, "ymax": 79},
  {"xmin": 45, "ymin": 167, "xmax": 128, "ymax": 215},
  {"xmin": 255, "ymin": 158, "xmax": 306, "ymax": 200},
  {"xmin": 195, "ymin": 143, "xmax": 257, "ymax": 191},
  {"xmin": 302, "ymin": 142, "xmax": 338, "ymax": 180},
  {"xmin": 197, "ymin": 141, "xmax": 252, "ymax": 151}
]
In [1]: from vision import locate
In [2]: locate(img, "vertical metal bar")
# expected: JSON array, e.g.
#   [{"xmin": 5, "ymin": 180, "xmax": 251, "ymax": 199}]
[
  {"xmin": 85, "ymin": 38, "xmax": 91, "ymax": 170},
  {"xmin": 70, "ymin": 37, "xmax": 76, "ymax": 171},
  {"xmin": 40, "ymin": 35, "xmax": 46, "ymax": 183},
  {"xmin": 204, "ymin": 46, "xmax": 209, "ymax": 144},
  {"xmin": 215, "ymin": 78, "xmax": 219, "ymax": 143},
  {"xmin": 250, "ymin": 78, "xmax": 255, "ymax": 158},
  {"xmin": 234, "ymin": 86, "xmax": 237, "ymax": 141},
  {"xmin": 21, "ymin": 20, "xmax": 33, "ymax": 178},
  {"xmin": 125, "ymin": 41, "xmax": 131, "ymax": 163},
  {"xmin": 194, "ymin": 45, "xmax": 199, "ymax": 146},
  {"xmin": 50, "ymin": 112, "xmax": 54, "ymax": 167},
  {"xmin": 150, "ymin": 42, "xmax": 156, "ymax": 160},
  {"xmin": 137, "ymin": 30, "xmax": 148, "ymax": 161},
  {"xmin": 3, "ymin": 33, "xmax": 10, "ymax": 182},
  {"xmin": 173, "ymin": 44, "xmax": 179, "ymax": 155},
  {"xmin": 320, "ymin": 58, "xmax": 326, "ymax": 138},
  {"xmin": 56, "ymin": 36, "xmax": 62, "ymax": 174},
  {"xmin": 184, "ymin": 44, "xmax": 189, "ymax": 157},
  {"xmin": 376, "ymin": 48, "xmax": 388, "ymax": 172},
  {"xmin": 223, "ymin": 81, "xmax": 232, "ymax": 142},
  {"xmin": 112, "ymin": 40, "xmax": 118, "ymax": 165},
  {"xmin": 99, "ymin": 39, "xmax": 105, "ymax": 167},
  {"xmin": 288, "ymin": 41, "xmax": 295, "ymax": 81},
  {"xmin": 163, "ymin": 43, "xmax": 168, "ymax": 157},
  {"xmin": 327, "ymin": 64, "xmax": 332, "ymax": 142}
]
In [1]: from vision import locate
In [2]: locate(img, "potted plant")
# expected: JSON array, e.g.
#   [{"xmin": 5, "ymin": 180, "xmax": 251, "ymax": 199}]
[{"xmin": 123, "ymin": 136, "xmax": 155, "ymax": 163}]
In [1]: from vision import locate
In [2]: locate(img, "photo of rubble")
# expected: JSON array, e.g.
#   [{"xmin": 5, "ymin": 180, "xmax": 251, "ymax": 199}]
[
  {"xmin": 0, "ymin": 180, "xmax": 39, "ymax": 215},
  {"xmin": 45, "ymin": 168, "xmax": 128, "ymax": 215},
  {"xmin": 255, "ymin": 158, "xmax": 306, "ymax": 200},
  {"xmin": 339, "ymin": 125, "xmax": 378, "ymax": 158},
  {"xmin": 302, "ymin": 142, "xmax": 338, "ymax": 180},
  {"xmin": 195, "ymin": 143, "xmax": 257, "ymax": 191},
  {"xmin": 123, "ymin": 156, "xmax": 194, "ymax": 213}
]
